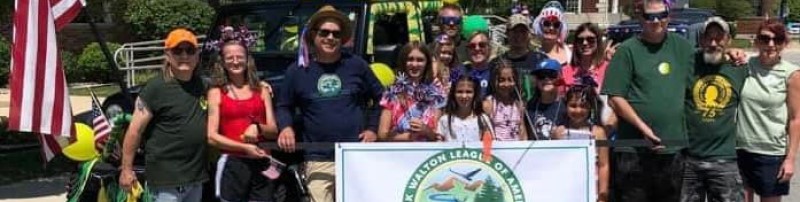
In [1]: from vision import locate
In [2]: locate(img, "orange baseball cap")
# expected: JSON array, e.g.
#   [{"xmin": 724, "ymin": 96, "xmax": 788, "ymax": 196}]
[{"xmin": 164, "ymin": 28, "xmax": 198, "ymax": 49}]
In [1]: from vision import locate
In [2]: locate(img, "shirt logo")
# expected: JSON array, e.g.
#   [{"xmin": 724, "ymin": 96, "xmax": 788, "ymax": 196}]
[
  {"xmin": 317, "ymin": 74, "xmax": 342, "ymax": 97},
  {"xmin": 692, "ymin": 75, "xmax": 733, "ymax": 120},
  {"xmin": 658, "ymin": 62, "xmax": 671, "ymax": 75}
]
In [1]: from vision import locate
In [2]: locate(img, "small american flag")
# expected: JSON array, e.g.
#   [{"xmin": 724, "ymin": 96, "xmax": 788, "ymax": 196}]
[{"xmin": 91, "ymin": 98, "xmax": 112, "ymax": 152}]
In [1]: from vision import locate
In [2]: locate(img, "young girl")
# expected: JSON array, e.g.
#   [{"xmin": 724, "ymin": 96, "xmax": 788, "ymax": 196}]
[
  {"xmin": 378, "ymin": 42, "xmax": 446, "ymax": 142},
  {"xmin": 483, "ymin": 61, "xmax": 528, "ymax": 141},
  {"xmin": 553, "ymin": 86, "xmax": 609, "ymax": 202},
  {"xmin": 432, "ymin": 34, "xmax": 461, "ymax": 78},
  {"xmin": 527, "ymin": 59, "xmax": 566, "ymax": 140},
  {"xmin": 437, "ymin": 75, "xmax": 494, "ymax": 142},
  {"xmin": 207, "ymin": 37, "xmax": 279, "ymax": 201}
]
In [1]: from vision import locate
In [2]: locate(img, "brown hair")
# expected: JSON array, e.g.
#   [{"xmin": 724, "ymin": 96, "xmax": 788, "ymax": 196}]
[
  {"xmin": 396, "ymin": 41, "xmax": 435, "ymax": 84},
  {"xmin": 211, "ymin": 41, "xmax": 260, "ymax": 90},
  {"xmin": 571, "ymin": 23, "xmax": 605, "ymax": 66},
  {"xmin": 757, "ymin": 19, "xmax": 789, "ymax": 45}
]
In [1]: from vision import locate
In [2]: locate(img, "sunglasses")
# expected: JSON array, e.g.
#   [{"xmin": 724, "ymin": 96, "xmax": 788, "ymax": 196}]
[
  {"xmin": 642, "ymin": 11, "xmax": 669, "ymax": 22},
  {"xmin": 170, "ymin": 47, "xmax": 197, "ymax": 55},
  {"xmin": 316, "ymin": 29, "xmax": 342, "ymax": 39},
  {"xmin": 468, "ymin": 42, "xmax": 489, "ymax": 50},
  {"xmin": 439, "ymin": 16, "xmax": 462, "ymax": 26},
  {"xmin": 756, "ymin": 34, "xmax": 786, "ymax": 44},
  {"xmin": 576, "ymin": 36, "xmax": 597, "ymax": 45},
  {"xmin": 534, "ymin": 70, "xmax": 559, "ymax": 79},
  {"xmin": 541, "ymin": 20, "xmax": 562, "ymax": 29}
]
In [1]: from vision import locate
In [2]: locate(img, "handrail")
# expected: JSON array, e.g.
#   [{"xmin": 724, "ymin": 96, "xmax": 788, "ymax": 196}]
[{"xmin": 113, "ymin": 36, "xmax": 206, "ymax": 87}]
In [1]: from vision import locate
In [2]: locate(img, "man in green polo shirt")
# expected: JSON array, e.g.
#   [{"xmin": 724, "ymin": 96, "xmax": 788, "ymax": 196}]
[
  {"xmin": 681, "ymin": 17, "xmax": 746, "ymax": 202},
  {"xmin": 601, "ymin": 0, "xmax": 694, "ymax": 201}
]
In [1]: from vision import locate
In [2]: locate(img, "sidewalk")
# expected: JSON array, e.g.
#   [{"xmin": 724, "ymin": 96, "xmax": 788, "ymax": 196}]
[{"xmin": 0, "ymin": 89, "xmax": 102, "ymax": 118}]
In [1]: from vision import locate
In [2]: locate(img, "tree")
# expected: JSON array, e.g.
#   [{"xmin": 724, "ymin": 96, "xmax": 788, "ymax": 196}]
[
  {"xmin": 123, "ymin": 0, "xmax": 215, "ymax": 41},
  {"xmin": 0, "ymin": 36, "xmax": 9, "ymax": 87},
  {"xmin": 474, "ymin": 177, "xmax": 504, "ymax": 202},
  {"xmin": 787, "ymin": 0, "xmax": 800, "ymax": 22},
  {"xmin": 715, "ymin": 0, "xmax": 754, "ymax": 21}
]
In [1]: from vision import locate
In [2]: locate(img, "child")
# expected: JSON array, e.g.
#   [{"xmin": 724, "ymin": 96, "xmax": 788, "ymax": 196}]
[
  {"xmin": 483, "ymin": 61, "xmax": 528, "ymax": 141},
  {"xmin": 437, "ymin": 75, "xmax": 494, "ymax": 142},
  {"xmin": 527, "ymin": 59, "xmax": 566, "ymax": 140},
  {"xmin": 553, "ymin": 85, "xmax": 609, "ymax": 202}
]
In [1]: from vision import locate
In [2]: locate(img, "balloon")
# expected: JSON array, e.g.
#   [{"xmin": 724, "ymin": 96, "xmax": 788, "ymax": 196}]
[
  {"xmin": 371, "ymin": 63, "xmax": 396, "ymax": 87},
  {"xmin": 443, "ymin": 0, "xmax": 459, "ymax": 5},
  {"xmin": 63, "ymin": 123, "xmax": 99, "ymax": 161}
]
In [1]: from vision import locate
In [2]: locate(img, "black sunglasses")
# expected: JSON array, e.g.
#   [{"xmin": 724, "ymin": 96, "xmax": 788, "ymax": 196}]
[
  {"xmin": 576, "ymin": 36, "xmax": 597, "ymax": 45},
  {"xmin": 468, "ymin": 42, "xmax": 489, "ymax": 50},
  {"xmin": 316, "ymin": 29, "xmax": 342, "ymax": 39},
  {"xmin": 756, "ymin": 34, "xmax": 786, "ymax": 44},
  {"xmin": 642, "ymin": 11, "xmax": 669, "ymax": 22},
  {"xmin": 534, "ymin": 70, "xmax": 559, "ymax": 79},
  {"xmin": 541, "ymin": 20, "xmax": 562, "ymax": 29},
  {"xmin": 170, "ymin": 47, "xmax": 197, "ymax": 55},
  {"xmin": 439, "ymin": 16, "xmax": 462, "ymax": 26}
]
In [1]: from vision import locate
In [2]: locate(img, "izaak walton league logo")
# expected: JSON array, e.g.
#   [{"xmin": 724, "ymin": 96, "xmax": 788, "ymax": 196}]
[{"xmin": 403, "ymin": 148, "xmax": 525, "ymax": 202}]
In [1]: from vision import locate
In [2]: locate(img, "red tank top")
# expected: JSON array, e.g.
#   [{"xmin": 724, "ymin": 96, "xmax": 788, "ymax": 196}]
[{"xmin": 219, "ymin": 89, "xmax": 268, "ymax": 155}]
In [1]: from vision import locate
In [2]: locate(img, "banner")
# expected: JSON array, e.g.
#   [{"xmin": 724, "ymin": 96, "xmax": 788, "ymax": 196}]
[{"xmin": 336, "ymin": 140, "xmax": 597, "ymax": 202}]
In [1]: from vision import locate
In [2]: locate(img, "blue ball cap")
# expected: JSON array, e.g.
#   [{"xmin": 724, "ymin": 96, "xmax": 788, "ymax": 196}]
[{"xmin": 534, "ymin": 59, "xmax": 561, "ymax": 73}]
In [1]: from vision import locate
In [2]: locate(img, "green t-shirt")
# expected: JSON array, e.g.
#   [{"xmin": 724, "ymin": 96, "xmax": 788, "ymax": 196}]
[
  {"xmin": 601, "ymin": 33, "xmax": 695, "ymax": 153},
  {"xmin": 139, "ymin": 74, "xmax": 208, "ymax": 187},
  {"xmin": 685, "ymin": 52, "xmax": 747, "ymax": 160}
]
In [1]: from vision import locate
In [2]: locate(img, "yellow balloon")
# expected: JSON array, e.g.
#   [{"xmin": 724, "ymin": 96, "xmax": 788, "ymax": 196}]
[
  {"xmin": 63, "ymin": 123, "xmax": 99, "ymax": 161},
  {"xmin": 443, "ymin": 0, "xmax": 459, "ymax": 5},
  {"xmin": 371, "ymin": 63, "xmax": 396, "ymax": 87}
]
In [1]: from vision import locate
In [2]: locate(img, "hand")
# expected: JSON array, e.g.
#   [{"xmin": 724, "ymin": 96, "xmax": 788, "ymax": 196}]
[
  {"xmin": 277, "ymin": 127, "xmax": 296, "ymax": 152},
  {"xmin": 359, "ymin": 130, "xmax": 377, "ymax": 142},
  {"xmin": 241, "ymin": 124, "xmax": 259, "ymax": 143},
  {"xmin": 725, "ymin": 48, "xmax": 748, "ymax": 66},
  {"xmin": 552, "ymin": 126, "xmax": 567, "ymax": 140},
  {"xmin": 409, "ymin": 119, "xmax": 433, "ymax": 136},
  {"xmin": 243, "ymin": 144, "xmax": 268, "ymax": 159},
  {"xmin": 777, "ymin": 159, "xmax": 795, "ymax": 183},
  {"xmin": 641, "ymin": 127, "xmax": 665, "ymax": 151},
  {"xmin": 118, "ymin": 168, "xmax": 137, "ymax": 193},
  {"xmin": 260, "ymin": 81, "xmax": 273, "ymax": 97},
  {"xmin": 604, "ymin": 42, "xmax": 618, "ymax": 61}
]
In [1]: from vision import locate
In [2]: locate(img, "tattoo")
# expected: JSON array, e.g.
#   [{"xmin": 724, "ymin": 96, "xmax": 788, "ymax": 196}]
[{"xmin": 136, "ymin": 98, "xmax": 148, "ymax": 112}]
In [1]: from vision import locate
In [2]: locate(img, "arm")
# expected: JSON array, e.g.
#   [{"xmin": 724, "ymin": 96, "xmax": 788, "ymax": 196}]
[
  {"xmin": 593, "ymin": 125, "xmax": 609, "ymax": 202},
  {"xmin": 378, "ymin": 109, "xmax": 399, "ymax": 141},
  {"xmin": 780, "ymin": 71, "xmax": 800, "ymax": 182},
  {"xmin": 360, "ymin": 63, "xmax": 385, "ymax": 142},
  {"xmin": 552, "ymin": 125, "xmax": 567, "ymax": 140},
  {"xmin": 258, "ymin": 84, "xmax": 278, "ymax": 139},
  {"xmin": 608, "ymin": 96, "xmax": 659, "ymax": 144},
  {"xmin": 206, "ymin": 88, "xmax": 263, "ymax": 155},
  {"xmin": 518, "ymin": 101, "xmax": 528, "ymax": 141},
  {"xmin": 482, "ymin": 99, "xmax": 494, "ymax": 120},
  {"xmin": 276, "ymin": 66, "xmax": 298, "ymax": 152},
  {"xmin": 119, "ymin": 97, "xmax": 153, "ymax": 191}
]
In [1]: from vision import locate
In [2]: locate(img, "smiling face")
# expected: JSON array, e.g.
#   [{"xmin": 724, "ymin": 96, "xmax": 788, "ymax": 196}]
[
  {"xmin": 540, "ymin": 18, "xmax": 561, "ymax": 41},
  {"xmin": 755, "ymin": 29, "xmax": 787, "ymax": 63},
  {"xmin": 455, "ymin": 80, "xmax": 476, "ymax": 110},
  {"xmin": 495, "ymin": 67, "xmax": 516, "ymax": 97},
  {"xmin": 566, "ymin": 97, "xmax": 590, "ymax": 124},
  {"xmin": 313, "ymin": 21, "xmax": 343, "ymax": 56},
  {"xmin": 700, "ymin": 24, "xmax": 729, "ymax": 65},
  {"xmin": 166, "ymin": 42, "xmax": 199, "ymax": 73},
  {"xmin": 467, "ymin": 34, "xmax": 490, "ymax": 65},
  {"xmin": 438, "ymin": 44, "xmax": 455, "ymax": 65},
  {"xmin": 221, "ymin": 43, "xmax": 248, "ymax": 77},
  {"xmin": 439, "ymin": 8, "xmax": 463, "ymax": 39},
  {"xmin": 405, "ymin": 49, "xmax": 428, "ymax": 81},
  {"xmin": 534, "ymin": 70, "xmax": 559, "ymax": 93},
  {"xmin": 576, "ymin": 30, "xmax": 598, "ymax": 57}
]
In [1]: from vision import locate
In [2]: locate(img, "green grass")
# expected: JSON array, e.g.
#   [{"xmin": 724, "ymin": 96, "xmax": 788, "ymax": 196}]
[
  {"xmin": 0, "ymin": 149, "xmax": 76, "ymax": 186},
  {"xmin": 731, "ymin": 38, "xmax": 753, "ymax": 49},
  {"xmin": 69, "ymin": 85, "xmax": 121, "ymax": 97}
]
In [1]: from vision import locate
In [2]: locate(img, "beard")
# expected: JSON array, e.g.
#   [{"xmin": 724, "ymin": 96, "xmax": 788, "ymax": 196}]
[{"xmin": 703, "ymin": 50, "xmax": 725, "ymax": 65}]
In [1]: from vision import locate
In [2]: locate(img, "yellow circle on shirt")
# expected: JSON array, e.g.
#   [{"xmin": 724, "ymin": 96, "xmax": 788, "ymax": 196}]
[{"xmin": 658, "ymin": 62, "xmax": 671, "ymax": 75}]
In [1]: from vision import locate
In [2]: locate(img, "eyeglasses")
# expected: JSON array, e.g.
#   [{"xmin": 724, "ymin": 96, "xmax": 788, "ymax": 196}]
[
  {"xmin": 756, "ymin": 34, "xmax": 786, "ymax": 44},
  {"xmin": 170, "ymin": 47, "xmax": 197, "ymax": 55},
  {"xmin": 576, "ymin": 36, "xmax": 597, "ymax": 45},
  {"xmin": 642, "ymin": 11, "xmax": 669, "ymax": 22},
  {"xmin": 534, "ymin": 70, "xmax": 559, "ymax": 79},
  {"xmin": 541, "ymin": 20, "xmax": 561, "ymax": 29},
  {"xmin": 316, "ymin": 29, "xmax": 342, "ymax": 39},
  {"xmin": 468, "ymin": 42, "xmax": 489, "ymax": 50},
  {"xmin": 439, "ymin": 16, "xmax": 462, "ymax": 26}
]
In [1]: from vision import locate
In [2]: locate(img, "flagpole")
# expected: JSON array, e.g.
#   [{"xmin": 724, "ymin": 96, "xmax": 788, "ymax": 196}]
[
  {"xmin": 86, "ymin": 87, "xmax": 113, "ymax": 128},
  {"xmin": 84, "ymin": 6, "xmax": 133, "ymax": 106}
]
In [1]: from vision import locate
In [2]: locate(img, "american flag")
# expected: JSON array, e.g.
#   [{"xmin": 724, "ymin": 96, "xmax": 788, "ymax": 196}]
[
  {"xmin": 9, "ymin": 0, "xmax": 85, "ymax": 162},
  {"xmin": 91, "ymin": 97, "xmax": 112, "ymax": 152}
]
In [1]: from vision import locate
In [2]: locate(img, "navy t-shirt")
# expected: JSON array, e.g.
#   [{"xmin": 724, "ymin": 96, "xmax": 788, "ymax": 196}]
[{"xmin": 526, "ymin": 98, "xmax": 567, "ymax": 140}]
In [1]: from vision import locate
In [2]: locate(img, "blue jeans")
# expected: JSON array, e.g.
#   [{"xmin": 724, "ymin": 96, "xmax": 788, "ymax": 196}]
[{"xmin": 150, "ymin": 183, "xmax": 203, "ymax": 202}]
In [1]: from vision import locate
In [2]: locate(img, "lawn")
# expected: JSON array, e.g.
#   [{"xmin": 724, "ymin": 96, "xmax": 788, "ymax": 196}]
[
  {"xmin": 69, "ymin": 85, "xmax": 121, "ymax": 97},
  {"xmin": 731, "ymin": 38, "xmax": 753, "ymax": 49}
]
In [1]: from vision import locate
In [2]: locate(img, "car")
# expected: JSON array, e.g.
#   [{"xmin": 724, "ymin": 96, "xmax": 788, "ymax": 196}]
[
  {"xmin": 606, "ymin": 7, "xmax": 714, "ymax": 44},
  {"xmin": 788, "ymin": 22, "xmax": 800, "ymax": 34}
]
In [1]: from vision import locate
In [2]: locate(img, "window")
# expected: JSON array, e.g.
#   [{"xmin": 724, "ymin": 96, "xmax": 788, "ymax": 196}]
[{"xmin": 565, "ymin": 0, "xmax": 580, "ymax": 13}]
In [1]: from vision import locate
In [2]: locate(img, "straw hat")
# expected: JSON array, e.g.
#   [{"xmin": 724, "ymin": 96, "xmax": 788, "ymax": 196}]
[{"xmin": 306, "ymin": 5, "xmax": 353, "ymax": 44}]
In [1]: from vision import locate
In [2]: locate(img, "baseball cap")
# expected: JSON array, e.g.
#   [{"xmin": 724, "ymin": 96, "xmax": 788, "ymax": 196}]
[
  {"xmin": 164, "ymin": 28, "xmax": 198, "ymax": 49},
  {"xmin": 507, "ymin": 14, "xmax": 531, "ymax": 31},
  {"xmin": 702, "ymin": 16, "xmax": 730, "ymax": 36},
  {"xmin": 534, "ymin": 59, "xmax": 561, "ymax": 73}
]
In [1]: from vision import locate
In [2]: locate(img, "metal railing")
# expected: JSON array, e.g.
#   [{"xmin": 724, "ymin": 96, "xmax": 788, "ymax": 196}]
[{"xmin": 113, "ymin": 36, "xmax": 206, "ymax": 88}]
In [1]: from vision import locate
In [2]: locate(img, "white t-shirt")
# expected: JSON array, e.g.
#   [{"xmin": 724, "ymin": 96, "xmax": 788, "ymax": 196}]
[{"xmin": 437, "ymin": 114, "xmax": 493, "ymax": 142}]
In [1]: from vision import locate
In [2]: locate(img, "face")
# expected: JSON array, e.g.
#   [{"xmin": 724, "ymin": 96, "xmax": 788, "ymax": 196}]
[
  {"xmin": 454, "ymin": 80, "xmax": 475, "ymax": 110},
  {"xmin": 166, "ymin": 42, "xmax": 199, "ymax": 72},
  {"xmin": 467, "ymin": 34, "xmax": 489, "ymax": 64},
  {"xmin": 700, "ymin": 25, "xmax": 729, "ymax": 65},
  {"xmin": 755, "ymin": 29, "xmax": 787, "ymax": 61},
  {"xmin": 314, "ymin": 22, "xmax": 343, "ymax": 55},
  {"xmin": 497, "ymin": 68, "xmax": 515, "ymax": 95},
  {"xmin": 576, "ymin": 30, "xmax": 598, "ymax": 56},
  {"xmin": 508, "ymin": 25, "xmax": 530, "ymax": 49},
  {"xmin": 641, "ymin": 2, "xmax": 669, "ymax": 37},
  {"xmin": 439, "ymin": 45, "xmax": 455, "ymax": 64},
  {"xmin": 534, "ymin": 70, "xmax": 559, "ymax": 92},
  {"xmin": 439, "ymin": 9, "xmax": 462, "ymax": 38},
  {"xmin": 566, "ymin": 98, "xmax": 590, "ymax": 123},
  {"xmin": 405, "ymin": 49, "xmax": 427, "ymax": 80},
  {"xmin": 540, "ymin": 19, "xmax": 561, "ymax": 41},
  {"xmin": 221, "ymin": 44, "xmax": 248, "ymax": 76}
]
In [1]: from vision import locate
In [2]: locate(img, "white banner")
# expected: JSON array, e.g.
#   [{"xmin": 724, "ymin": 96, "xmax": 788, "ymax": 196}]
[{"xmin": 336, "ymin": 140, "xmax": 597, "ymax": 202}]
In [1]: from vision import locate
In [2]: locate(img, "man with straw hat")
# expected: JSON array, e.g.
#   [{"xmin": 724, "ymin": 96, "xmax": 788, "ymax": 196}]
[{"xmin": 275, "ymin": 5, "xmax": 383, "ymax": 202}]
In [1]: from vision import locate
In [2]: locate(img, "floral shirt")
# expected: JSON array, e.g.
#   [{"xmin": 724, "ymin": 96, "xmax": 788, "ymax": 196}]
[{"xmin": 380, "ymin": 75, "xmax": 447, "ymax": 141}]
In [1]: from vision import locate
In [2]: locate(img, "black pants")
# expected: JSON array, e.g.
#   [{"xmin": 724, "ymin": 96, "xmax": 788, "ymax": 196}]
[{"xmin": 612, "ymin": 151, "xmax": 685, "ymax": 202}]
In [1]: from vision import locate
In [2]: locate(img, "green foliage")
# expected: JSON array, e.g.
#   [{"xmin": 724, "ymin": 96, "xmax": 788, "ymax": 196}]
[
  {"xmin": 123, "ymin": 0, "xmax": 215, "ymax": 41},
  {"xmin": 474, "ymin": 177, "xmax": 503, "ymax": 202},
  {"xmin": 787, "ymin": 0, "xmax": 800, "ymax": 22},
  {"xmin": 691, "ymin": 0, "xmax": 753, "ymax": 21},
  {"xmin": 75, "ymin": 42, "xmax": 122, "ymax": 83},
  {"xmin": 0, "ymin": 36, "xmax": 9, "ymax": 87},
  {"xmin": 62, "ymin": 51, "xmax": 81, "ymax": 82}
]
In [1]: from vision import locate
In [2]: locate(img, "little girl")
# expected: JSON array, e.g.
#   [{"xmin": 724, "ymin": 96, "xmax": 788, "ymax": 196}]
[
  {"xmin": 483, "ymin": 61, "xmax": 527, "ymax": 141},
  {"xmin": 553, "ymin": 85, "xmax": 609, "ymax": 202},
  {"xmin": 527, "ymin": 59, "xmax": 566, "ymax": 140},
  {"xmin": 437, "ymin": 75, "xmax": 494, "ymax": 142}
]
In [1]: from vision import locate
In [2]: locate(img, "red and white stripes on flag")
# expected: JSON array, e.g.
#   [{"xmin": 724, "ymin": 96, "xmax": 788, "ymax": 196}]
[
  {"xmin": 9, "ymin": 0, "xmax": 85, "ymax": 162},
  {"xmin": 91, "ymin": 96, "xmax": 112, "ymax": 152}
]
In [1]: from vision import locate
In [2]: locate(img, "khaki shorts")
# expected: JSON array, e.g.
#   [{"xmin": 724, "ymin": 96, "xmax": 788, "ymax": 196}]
[{"xmin": 305, "ymin": 161, "xmax": 335, "ymax": 202}]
